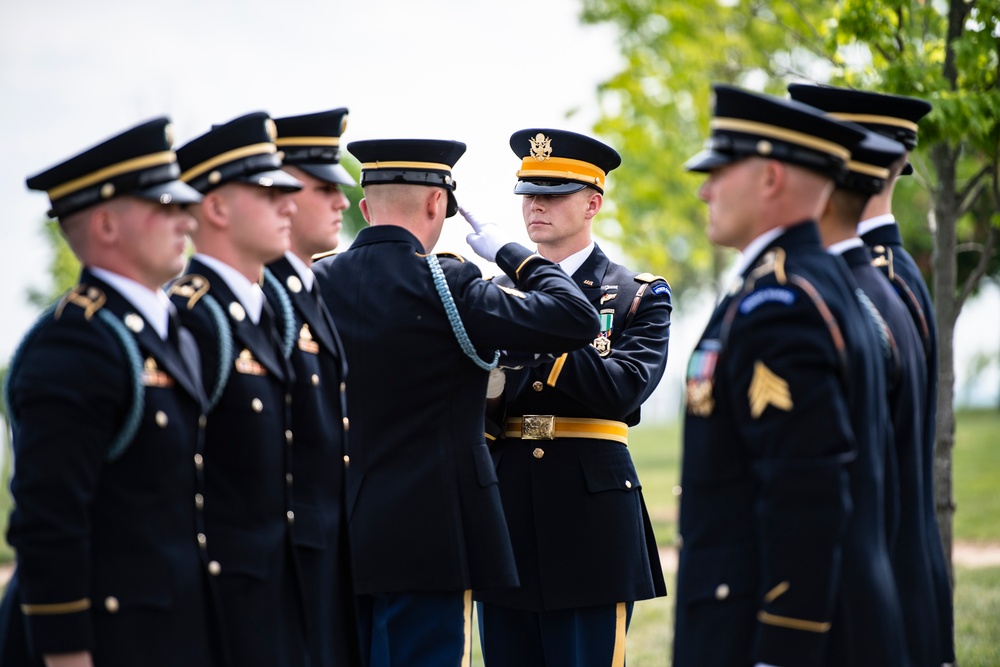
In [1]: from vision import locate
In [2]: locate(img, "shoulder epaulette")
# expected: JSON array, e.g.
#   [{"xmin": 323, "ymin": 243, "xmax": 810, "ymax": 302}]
[
  {"xmin": 54, "ymin": 284, "xmax": 106, "ymax": 321},
  {"xmin": 434, "ymin": 251, "xmax": 466, "ymax": 263},
  {"xmin": 168, "ymin": 275, "xmax": 210, "ymax": 310},
  {"xmin": 634, "ymin": 272, "xmax": 666, "ymax": 284},
  {"xmin": 312, "ymin": 249, "xmax": 340, "ymax": 262}
]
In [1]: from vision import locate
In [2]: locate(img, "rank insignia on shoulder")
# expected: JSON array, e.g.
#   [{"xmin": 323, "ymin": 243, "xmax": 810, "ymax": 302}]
[
  {"xmin": 634, "ymin": 272, "xmax": 667, "ymax": 284},
  {"xmin": 55, "ymin": 284, "xmax": 106, "ymax": 321},
  {"xmin": 142, "ymin": 357, "xmax": 175, "ymax": 388},
  {"xmin": 686, "ymin": 342, "xmax": 719, "ymax": 416},
  {"xmin": 298, "ymin": 323, "xmax": 319, "ymax": 354},
  {"xmin": 168, "ymin": 275, "xmax": 210, "ymax": 310},
  {"xmin": 497, "ymin": 284, "xmax": 527, "ymax": 299},
  {"xmin": 748, "ymin": 360, "xmax": 793, "ymax": 418},
  {"xmin": 234, "ymin": 349, "xmax": 268, "ymax": 376}
]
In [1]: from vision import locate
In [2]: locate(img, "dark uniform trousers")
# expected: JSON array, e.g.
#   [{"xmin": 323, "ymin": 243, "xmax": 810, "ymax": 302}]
[
  {"xmin": 862, "ymin": 220, "xmax": 954, "ymax": 664},
  {"xmin": 0, "ymin": 270, "xmax": 221, "ymax": 667},
  {"xmin": 476, "ymin": 244, "xmax": 670, "ymax": 667},
  {"xmin": 313, "ymin": 224, "xmax": 599, "ymax": 667},
  {"xmin": 841, "ymin": 245, "xmax": 943, "ymax": 665},
  {"xmin": 171, "ymin": 258, "xmax": 306, "ymax": 667},
  {"xmin": 675, "ymin": 222, "xmax": 909, "ymax": 667},
  {"xmin": 267, "ymin": 256, "xmax": 360, "ymax": 667}
]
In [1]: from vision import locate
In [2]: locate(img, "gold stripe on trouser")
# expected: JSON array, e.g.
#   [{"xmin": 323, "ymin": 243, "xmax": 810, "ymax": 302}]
[
  {"xmin": 612, "ymin": 602, "xmax": 626, "ymax": 667},
  {"xmin": 462, "ymin": 589, "xmax": 472, "ymax": 667}
]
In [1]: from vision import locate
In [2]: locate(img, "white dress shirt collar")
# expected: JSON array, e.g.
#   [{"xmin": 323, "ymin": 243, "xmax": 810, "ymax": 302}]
[
  {"xmin": 193, "ymin": 254, "xmax": 264, "ymax": 324},
  {"xmin": 857, "ymin": 213, "xmax": 896, "ymax": 237},
  {"xmin": 284, "ymin": 251, "xmax": 315, "ymax": 292},
  {"xmin": 88, "ymin": 266, "xmax": 173, "ymax": 340}
]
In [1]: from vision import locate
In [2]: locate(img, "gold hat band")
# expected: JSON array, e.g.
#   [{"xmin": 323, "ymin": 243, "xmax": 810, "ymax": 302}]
[
  {"xmin": 828, "ymin": 113, "xmax": 919, "ymax": 133},
  {"xmin": 47, "ymin": 151, "xmax": 176, "ymax": 201},
  {"xmin": 179, "ymin": 143, "xmax": 277, "ymax": 183},
  {"xmin": 361, "ymin": 160, "xmax": 452, "ymax": 172},
  {"xmin": 847, "ymin": 160, "xmax": 890, "ymax": 179},
  {"xmin": 517, "ymin": 156, "xmax": 606, "ymax": 188},
  {"xmin": 711, "ymin": 117, "xmax": 852, "ymax": 162},
  {"xmin": 274, "ymin": 136, "xmax": 341, "ymax": 147}
]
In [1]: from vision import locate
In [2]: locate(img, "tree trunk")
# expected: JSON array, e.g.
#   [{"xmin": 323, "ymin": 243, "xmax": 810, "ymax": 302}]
[{"xmin": 931, "ymin": 142, "xmax": 959, "ymax": 589}]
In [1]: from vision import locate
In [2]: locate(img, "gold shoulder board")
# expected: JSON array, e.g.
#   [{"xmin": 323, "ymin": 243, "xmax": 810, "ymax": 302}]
[
  {"xmin": 634, "ymin": 272, "xmax": 666, "ymax": 284},
  {"xmin": 312, "ymin": 249, "xmax": 340, "ymax": 262}
]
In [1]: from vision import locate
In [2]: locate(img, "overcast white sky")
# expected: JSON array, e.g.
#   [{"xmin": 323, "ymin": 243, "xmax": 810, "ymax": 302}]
[{"xmin": 1, "ymin": 0, "xmax": 997, "ymax": 407}]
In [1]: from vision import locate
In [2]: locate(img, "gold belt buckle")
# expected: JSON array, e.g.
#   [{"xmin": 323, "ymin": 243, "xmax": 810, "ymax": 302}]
[{"xmin": 521, "ymin": 415, "xmax": 556, "ymax": 440}]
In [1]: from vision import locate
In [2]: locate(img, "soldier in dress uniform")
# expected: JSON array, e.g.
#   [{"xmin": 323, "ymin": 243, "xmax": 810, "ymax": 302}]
[
  {"xmin": 171, "ymin": 112, "xmax": 307, "ymax": 667},
  {"xmin": 0, "ymin": 118, "xmax": 221, "ymax": 667},
  {"xmin": 470, "ymin": 128, "xmax": 671, "ymax": 667},
  {"xmin": 269, "ymin": 108, "xmax": 360, "ymax": 667},
  {"xmin": 811, "ymin": 122, "xmax": 944, "ymax": 666},
  {"xmin": 675, "ymin": 84, "xmax": 909, "ymax": 667},
  {"xmin": 788, "ymin": 83, "xmax": 952, "ymax": 667},
  {"xmin": 312, "ymin": 138, "xmax": 600, "ymax": 667}
]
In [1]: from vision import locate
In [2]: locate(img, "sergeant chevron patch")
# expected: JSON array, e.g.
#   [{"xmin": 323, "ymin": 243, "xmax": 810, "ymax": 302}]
[{"xmin": 748, "ymin": 361, "xmax": 792, "ymax": 418}]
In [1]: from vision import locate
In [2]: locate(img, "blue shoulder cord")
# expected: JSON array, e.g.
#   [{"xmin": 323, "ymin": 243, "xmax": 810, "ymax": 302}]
[
  {"xmin": 4, "ymin": 304, "xmax": 145, "ymax": 462},
  {"xmin": 425, "ymin": 254, "xmax": 499, "ymax": 371},
  {"xmin": 199, "ymin": 293, "xmax": 234, "ymax": 411},
  {"xmin": 263, "ymin": 268, "xmax": 297, "ymax": 359}
]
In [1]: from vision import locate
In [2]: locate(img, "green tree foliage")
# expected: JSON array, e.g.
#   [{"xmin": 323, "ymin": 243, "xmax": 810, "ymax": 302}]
[
  {"xmin": 581, "ymin": 0, "xmax": 1000, "ymax": 586},
  {"xmin": 26, "ymin": 218, "xmax": 80, "ymax": 309}
]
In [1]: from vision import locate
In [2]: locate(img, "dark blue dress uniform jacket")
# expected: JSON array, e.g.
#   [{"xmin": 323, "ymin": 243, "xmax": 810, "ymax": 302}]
[
  {"xmin": 312, "ymin": 224, "xmax": 599, "ymax": 596},
  {"xmin": 170, "ymin": 258, "xmax": 302, "ymax": 667},
  {"xmin": 266, "ymin": 256, "xmax": 359, "ymax": 667},
  {"xmin": 0, "ymin": 270, "xmax": 219, "ymax": 667},
  {"xmin": 477, "ymin": 244, "xmax": 670, "ymax": 611},
  {"xmin": 862, "ymin": 221, "xmax": 954, "ymax": 664},
  {"xmin": 675, "ymin": 222, "xmax": 908, "ymax": 667},
  {"xmin": 841, "ymin": 245, "xmax": 942, "ymax": 666}
]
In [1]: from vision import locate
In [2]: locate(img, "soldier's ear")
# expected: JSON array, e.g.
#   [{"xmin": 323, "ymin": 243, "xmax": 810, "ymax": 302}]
[
  {"xmin": 359, "ymin": 197, "xmax": 372, "ymax": 224},
  {"xmin": 426, "ymin": 188, "xmax": 444, "ymax": 220},
  {"xmin": 583, "ymin": 191, "xmax": 603, "ymax": 220}
]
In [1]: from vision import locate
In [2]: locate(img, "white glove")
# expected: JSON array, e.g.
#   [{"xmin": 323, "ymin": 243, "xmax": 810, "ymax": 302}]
[
  {"xmin": 461, "ymin": 206, "xmax": 511, "ymax": 263},
  {"xmin": 486, "ymin": 368, "xmax": 506, "ymax": 398}
]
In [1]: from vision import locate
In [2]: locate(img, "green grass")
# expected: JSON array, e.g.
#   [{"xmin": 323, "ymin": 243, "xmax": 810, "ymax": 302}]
[{"xmin": 952, "ymin": 409, "xmax": 1000, "ymax": 542}]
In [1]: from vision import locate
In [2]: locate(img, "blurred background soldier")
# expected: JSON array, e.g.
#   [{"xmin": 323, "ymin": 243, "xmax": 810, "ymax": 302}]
[
  {"xmin": 811, "ymin": 119, "xmax": 943, "ymax": 666},
  {"xmin": 788, "ymin": 83, "xmax": 952, "ymax": 667},
  {"xmin": 172, "ymin": 112, "xmax": 307, "ymax": 667},
  {"xmin": 0, "ymin": 118, "xmax": 219, "ymax": 667},
  {"xmin": 313, "ymin": 137, "xmax": 599, "ymax": 667},
  {"xmin": 676, "ymin": 85, "xmax": 908, "ymax": 667},
  {"xmin": 270, "ymin": 108, "xmax": 359, "ymax": 667},
  {"xmin": 473, "ymin": 128, "xmax": 671, "ymax": 667}
]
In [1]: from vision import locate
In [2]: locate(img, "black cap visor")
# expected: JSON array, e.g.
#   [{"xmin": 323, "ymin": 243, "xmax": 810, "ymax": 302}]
[
  {"xmin": 684, "ymin": 148, "xmax": 742, "ymax": 173},
  {"xmin": 513, "ymin": 179, "xmax": 592, "ymax": 195},
  {"xmin": 296, "ymin": 162, "xmax": 357, "ymax": 187},
  {"xmin": 235, "ymin": 168, "xmax": 303, "ymax": 192},
  {"xmin": 135, "ymin": 179, "xmax": 203, "ymax": 206}
]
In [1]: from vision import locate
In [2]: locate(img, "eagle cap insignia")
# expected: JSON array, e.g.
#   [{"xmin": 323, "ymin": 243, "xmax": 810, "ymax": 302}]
[{"xmin": 529, "ymin": 133, "xmax": 553, "ymax": 161}]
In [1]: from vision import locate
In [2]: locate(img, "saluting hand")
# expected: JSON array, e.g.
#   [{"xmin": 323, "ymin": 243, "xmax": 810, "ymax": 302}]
[{"xmin": 461, "ymin": 206, "xmax": 512, "ymax": 263}]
